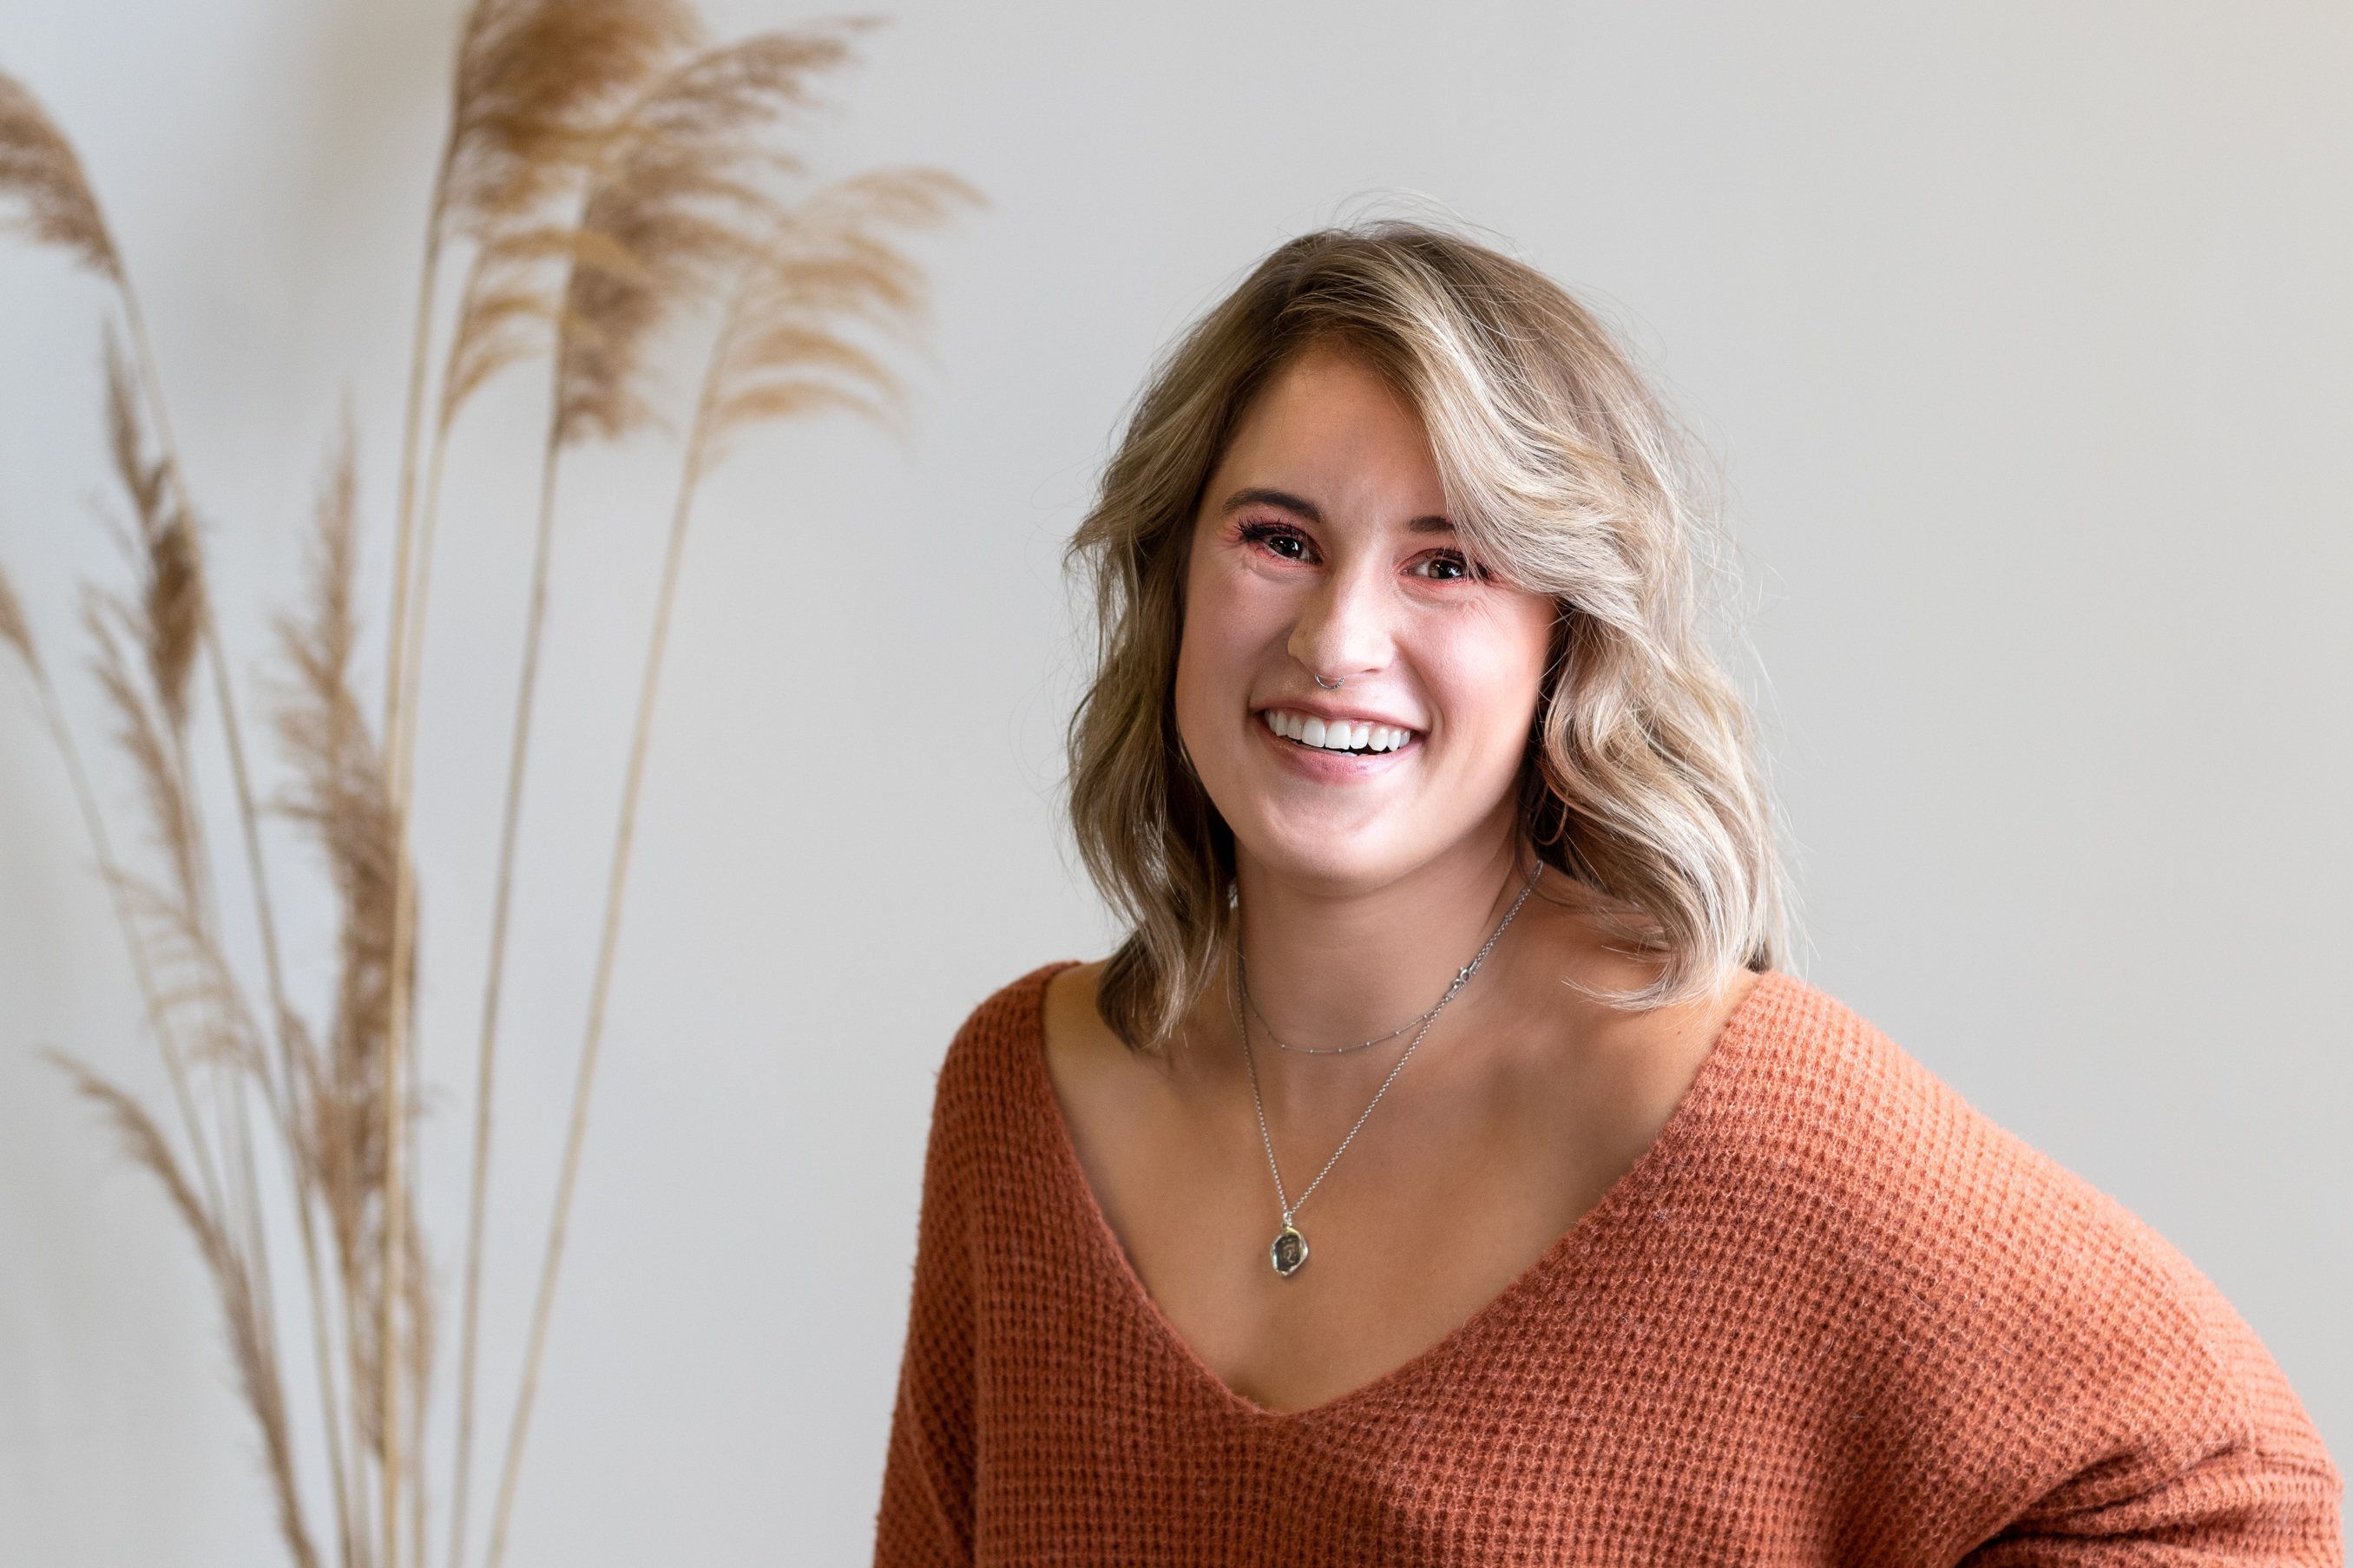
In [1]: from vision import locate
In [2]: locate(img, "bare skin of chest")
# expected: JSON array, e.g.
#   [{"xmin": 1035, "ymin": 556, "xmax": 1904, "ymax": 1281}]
[{"xmin": 1043, "ymin": 932, "xmax": 1758, "ymax": 1414}]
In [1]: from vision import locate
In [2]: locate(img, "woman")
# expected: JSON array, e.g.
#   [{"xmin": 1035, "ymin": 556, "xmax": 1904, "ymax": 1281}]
[{"xmin": 875, "ymin": 224, "xmax": 2339, "ymax": 1563}]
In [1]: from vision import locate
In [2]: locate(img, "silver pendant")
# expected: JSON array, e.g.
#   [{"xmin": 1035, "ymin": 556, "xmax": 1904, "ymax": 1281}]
[{"xmin": 1270, "ymin": 1223, "xmax": 1308, "ymax": 1277}]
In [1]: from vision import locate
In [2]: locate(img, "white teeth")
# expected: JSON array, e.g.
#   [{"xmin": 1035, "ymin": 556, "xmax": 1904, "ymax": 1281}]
[{"xmin": 1262, "ymin": 709, "xmax": 1414, "ymax": 752}]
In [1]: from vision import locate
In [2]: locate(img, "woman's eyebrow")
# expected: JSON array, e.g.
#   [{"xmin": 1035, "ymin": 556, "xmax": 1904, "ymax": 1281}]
[
  {"xmin": 1221, "ymin": 487, "xmax": 1321, "ymax": 522},
  {"xmin": 1221, "ymin": 488, "xmax": 1454, "ymax": 536}
]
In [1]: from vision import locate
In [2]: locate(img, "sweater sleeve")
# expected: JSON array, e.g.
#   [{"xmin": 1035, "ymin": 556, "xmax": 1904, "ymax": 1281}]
[
  {"xmin": 1960, "ymin": 1449, "xmax": 2341, "ymax": 1565},
  {"xmin": 1730, "ymin": 984, "xmax": 2341, "ymax": 1562},
  {"xmin": 1955, "ymin": 1300, "xmax": 2340, "ymax": 1564},
  {"xmin": 873, "ymin": 1046, "xmax": 980, "ymax": 1567}
]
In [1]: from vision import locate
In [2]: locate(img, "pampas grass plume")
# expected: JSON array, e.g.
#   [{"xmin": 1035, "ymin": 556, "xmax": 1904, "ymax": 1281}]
[
  {"xmin": 103, "ymin": 334, "xmax": 205, "ymax": 733},
  {"xmin": 555, "ymin": 27, "xmax": 856, "ymax": 443},
  {"xmin": 0, "ymin": 69, "xmax": 119, "ymax": 276}
]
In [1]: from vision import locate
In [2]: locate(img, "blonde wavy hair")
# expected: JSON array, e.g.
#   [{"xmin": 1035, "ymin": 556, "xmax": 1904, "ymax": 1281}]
[{"xmin": 1068, "ymin": 222, "xmax": 1784, "ymax": 1048}]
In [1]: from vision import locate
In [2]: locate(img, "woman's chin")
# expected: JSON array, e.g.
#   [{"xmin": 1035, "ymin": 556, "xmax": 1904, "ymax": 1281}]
[{"xmin": 1227, "ymin": 813, "xmax": 1443, "ymax": 896}]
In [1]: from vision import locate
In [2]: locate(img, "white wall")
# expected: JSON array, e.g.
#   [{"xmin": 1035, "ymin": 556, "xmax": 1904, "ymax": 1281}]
[{"xmin": 2, "ymin": 1, "xmax": 2344, "ymax": 1561}]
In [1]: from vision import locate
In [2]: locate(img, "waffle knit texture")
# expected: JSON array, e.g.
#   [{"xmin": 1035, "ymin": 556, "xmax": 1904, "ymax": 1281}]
[{"xmin": 876, "ymin": 967, "xmax": 2341, "ymax": 1565}]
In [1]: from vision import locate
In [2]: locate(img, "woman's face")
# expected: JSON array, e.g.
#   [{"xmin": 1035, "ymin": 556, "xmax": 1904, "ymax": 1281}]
[{"xmin": 1174, "ymin": 345, "xmax": 1557, "ymax": 895}]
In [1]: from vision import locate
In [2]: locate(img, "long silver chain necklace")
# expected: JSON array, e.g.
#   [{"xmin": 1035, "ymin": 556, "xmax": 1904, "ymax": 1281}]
[{"xmin": 1236, "ymin": 863, "xmax": 1541, "ymax": 1278}]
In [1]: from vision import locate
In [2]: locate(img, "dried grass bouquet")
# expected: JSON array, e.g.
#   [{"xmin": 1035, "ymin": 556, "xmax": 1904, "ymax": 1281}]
[{"xmin": 0, "ymin": 5, "xmax": 974, "ymax": 1565}]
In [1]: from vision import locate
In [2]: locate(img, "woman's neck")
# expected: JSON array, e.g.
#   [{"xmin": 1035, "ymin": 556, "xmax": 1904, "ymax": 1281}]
[{"xmin": 1226, "ymin": 818, "xmax": 1534, "ymax": 1057}]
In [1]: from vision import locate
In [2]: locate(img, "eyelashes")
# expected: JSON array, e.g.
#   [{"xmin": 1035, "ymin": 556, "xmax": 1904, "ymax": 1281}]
[
  {"xmin": 1232, "ymin": 516, "xmax": 1489, "ymax": 582},
  {"xmin": 1236, "ymin": 519, "xmax": 1312, "ymax": 561},
  {"xmin": 1410, "ymin": 550, "xmax": 1480, "ymax": 582}
]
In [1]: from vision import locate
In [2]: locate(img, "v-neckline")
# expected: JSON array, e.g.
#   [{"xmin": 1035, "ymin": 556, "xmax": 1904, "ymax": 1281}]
[{"xmin": 1021, "ymin": 964, "xmax": 1787, "ymax": 1421}]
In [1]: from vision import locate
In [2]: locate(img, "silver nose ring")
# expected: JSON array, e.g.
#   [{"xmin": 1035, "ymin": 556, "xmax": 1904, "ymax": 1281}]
[{"xmin": 1313, "ymin": 672, "xmax": 1344, "ymax": 690}]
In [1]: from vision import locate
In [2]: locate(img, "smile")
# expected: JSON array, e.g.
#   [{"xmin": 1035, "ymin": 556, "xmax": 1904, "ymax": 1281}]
[{"xmin": 1260, "ymin": 708, "xmax": 1417, "ymax": 755}]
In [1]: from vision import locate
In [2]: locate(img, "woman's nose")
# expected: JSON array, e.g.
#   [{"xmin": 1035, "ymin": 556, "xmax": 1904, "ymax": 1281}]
[{"xmin": 1286, "ymin": 567, "xmax": 1390, "ymax": 686}]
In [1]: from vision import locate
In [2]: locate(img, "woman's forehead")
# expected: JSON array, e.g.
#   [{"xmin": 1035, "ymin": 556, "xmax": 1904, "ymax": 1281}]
[{"xmin": 1207, "ymin": 350, "xmax": 1444, "ymax": 527}]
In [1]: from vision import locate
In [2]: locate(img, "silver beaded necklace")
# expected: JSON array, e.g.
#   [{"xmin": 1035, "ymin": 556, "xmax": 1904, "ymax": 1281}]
[
  {"xmin": 1240, "ymin": 960, "xmax": 1427, "ymax": 1055},
  {"xmin": 1235, "ymin": 863, "xmax": 1541, "ymax": 1278}
]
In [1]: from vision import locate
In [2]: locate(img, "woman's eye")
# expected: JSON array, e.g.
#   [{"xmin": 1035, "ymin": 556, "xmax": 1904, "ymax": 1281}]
[
  {"xmin": 1239, "ymin": 522, "xmax": 1314, "ymax": 562},
  {"xmin": 1412, "ymin": 550, "xmax": 1474, "ymax": 581}
]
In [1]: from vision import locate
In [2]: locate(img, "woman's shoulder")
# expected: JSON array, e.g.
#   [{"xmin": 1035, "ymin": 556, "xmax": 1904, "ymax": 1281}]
[
  {"xmin": 1709, "ymin": 974, "xmax": 2174, "ymax": 1263},
  {"xmin": 1680, "ymin": 972, "xmax": 2334, "ymax": 1504},
  {"xmin": 926, "ymin": 961, "xmax": 1082, "ymax": 1116},
  {"xmin": 1706, "ymin": 971, "xmax": 2220, "ymax": 1324},
  {"xmin": 907, "ymin": 962, "xmax": 1085, "ymax": 1211}
]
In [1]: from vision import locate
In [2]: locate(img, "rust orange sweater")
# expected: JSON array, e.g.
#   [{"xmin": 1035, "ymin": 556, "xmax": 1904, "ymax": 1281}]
[{"xmin": 876, "ymin": 968, "xmax": 2340, "ymax": 1564}]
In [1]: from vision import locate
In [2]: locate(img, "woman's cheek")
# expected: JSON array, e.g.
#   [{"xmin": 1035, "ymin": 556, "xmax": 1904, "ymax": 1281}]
[
  {"xmin": 1172, "ymin": 607, "xmax": 1246, "ymax": 775},
  {"xmin": 1429, "ymin": 617, "xmax": 1547, "ymax": 778}
]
